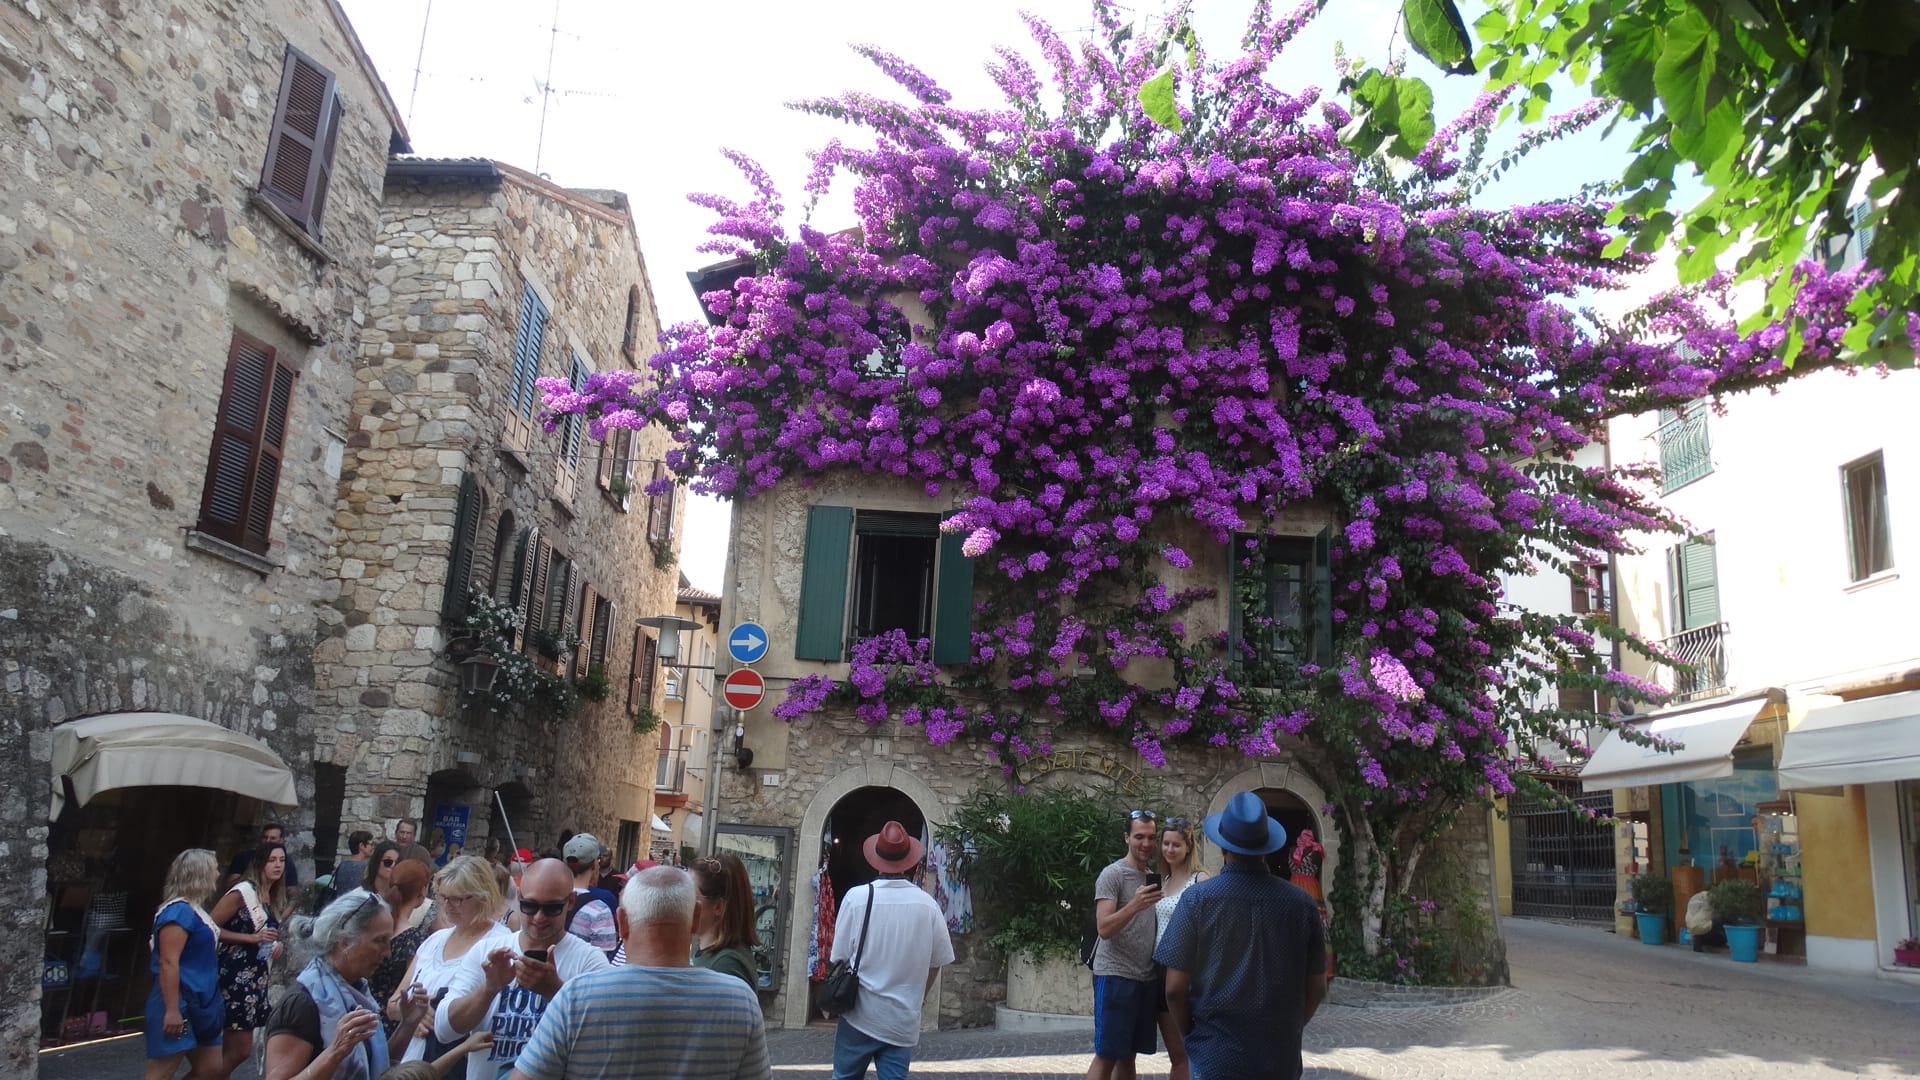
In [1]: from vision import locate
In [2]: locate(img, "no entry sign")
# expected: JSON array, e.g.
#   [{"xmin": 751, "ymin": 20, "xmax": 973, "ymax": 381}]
[{"xmin": 722, "ymin": 668, "xmax": 766, "ymax": 711}]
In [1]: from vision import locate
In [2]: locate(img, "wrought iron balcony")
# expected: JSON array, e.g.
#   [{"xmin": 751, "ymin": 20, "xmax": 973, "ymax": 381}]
[
  {"xmin": 1657, "ymin": 408, "xmax": 1713, "ymax": 492},
  {"xmin": 654, "ymin": 746, "xmax": 688, "ymax": 792},
  {"xmin": 1655, "ymin": 621, "xmax": 1729, "ymax": 703}
]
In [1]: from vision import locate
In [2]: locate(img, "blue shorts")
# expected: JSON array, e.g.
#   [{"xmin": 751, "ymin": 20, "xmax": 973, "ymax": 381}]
[
  {"xmin": 1092, "ymin": 974, "xmax": 1158, "ymax": 1059},
  {"xmin": 145, "ymin": 990, "xmax": 223, "ymax": 1057}
]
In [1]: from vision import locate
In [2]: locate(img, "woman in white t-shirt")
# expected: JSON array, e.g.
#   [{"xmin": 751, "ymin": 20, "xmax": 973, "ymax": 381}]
[
  {"xmin": 384, "ymin": 856, "xmax": 509, "ymax": 1073},
  {"xmin": 1153, "ymin": 818, "xmax": 1206, "ymax": 1080}
]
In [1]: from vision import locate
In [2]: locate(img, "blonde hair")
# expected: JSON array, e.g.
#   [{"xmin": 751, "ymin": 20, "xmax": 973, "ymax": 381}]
[
  {"xmin": 377, "ymin": 1062, "xmax": 439, "ymax": 1080},
  {"xmin": 1158, "ymin": 821, "xmax": 1202, "ymax": 876},
  {"xmin": 158, "ymin": 849, "xmax": 219, "ymax": 914},
  {"xmin": 434, "ymin": 855, "xmax": 502, "ymax": 921}
]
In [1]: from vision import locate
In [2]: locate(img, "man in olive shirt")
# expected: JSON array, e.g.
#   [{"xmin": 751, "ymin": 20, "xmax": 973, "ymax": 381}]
[{"xmin": 1087, "ymin": 810, "xmax": 1163, "ymax": 1080}]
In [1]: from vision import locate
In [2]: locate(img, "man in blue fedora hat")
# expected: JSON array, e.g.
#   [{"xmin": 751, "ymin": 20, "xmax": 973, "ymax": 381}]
[{"xmin": 1154, "ymin": 791, "xmax": 1328, "ymax": 1080}]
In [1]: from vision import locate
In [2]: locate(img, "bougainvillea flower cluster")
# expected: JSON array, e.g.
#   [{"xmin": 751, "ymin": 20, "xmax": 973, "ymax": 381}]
[{"xmin": 542, "ymin": 0, "xmax": 1868, "ymax": 949}]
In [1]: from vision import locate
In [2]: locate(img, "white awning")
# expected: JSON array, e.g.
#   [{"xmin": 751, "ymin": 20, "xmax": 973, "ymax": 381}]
[
  {"xmin": 1777, "ymin": 689, "xmax": 1920, "ymax": 790},
  {"xmin": 51, "ymin": 712, "xmax": 298, "ymax": 818},
  {"xmin": 1579, "ymin": 698, "xmax": 1769, "ymax": 793},
  {"xmin": 651, "ymin": 814, "xmax": 672, "ymax": 835}
]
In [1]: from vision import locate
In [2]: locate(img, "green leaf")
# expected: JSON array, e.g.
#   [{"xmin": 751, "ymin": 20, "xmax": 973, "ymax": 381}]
[
  {"xmin": 1780, "ymin": 317, "xmax": 1805, "ymax": 368},
  {"xmin": 1654, "ymin": 10, "xmax": 1718, "ymax": 130},
  {"xmin": 1137, "ymin": 67, "xmax": 1183, "ymax": 132},
  {"xmin": 1404, "ymin": 0, "xmax": 1477, "ymax": 75}
]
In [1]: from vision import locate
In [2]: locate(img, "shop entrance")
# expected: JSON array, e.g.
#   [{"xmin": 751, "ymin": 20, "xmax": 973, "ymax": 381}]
[
  {"xmin": 42, "ymin": 785, "xmax": 262, "ymax": 1045},
  {"xmin": 804, "ymin": 785, "xmax": 927, "ymax": 1023},
  {"xmin": 1510, "ymin": 775, "xmax": 1616, "ymax": 924}
]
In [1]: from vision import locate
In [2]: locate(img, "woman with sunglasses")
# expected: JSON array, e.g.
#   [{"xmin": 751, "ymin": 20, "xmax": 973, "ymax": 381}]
[
  {"xmin": 1153, "ymin": 818, "xmax": 1208, "ymax": 1080},
  {"xmin": 384, "ymin": 856, "xmax": 509, "ymax": 1077},
  {"xmin": 688, "ymin": 853, "xmax": 760, "ymax": 988},
  {"xmin": 363, "ymin": 842, "xmax": 402, "ymax": 896},
  {"xmin": 264, "ymin": 890, "xmax": 430, "ymax": 1080}
]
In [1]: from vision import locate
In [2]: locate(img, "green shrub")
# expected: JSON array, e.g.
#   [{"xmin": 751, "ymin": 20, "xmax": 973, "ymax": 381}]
[
  {"xmin": 1628, "ymin": 871, "xmax": 1670, "ymax": 915},
  {"xmin": 1708, "ymin": 878, "xmax": 1764, "ymax": 925},
  {"xmin": 936, "ymin": 780, "xmax": 1163, "ymax": 963}
]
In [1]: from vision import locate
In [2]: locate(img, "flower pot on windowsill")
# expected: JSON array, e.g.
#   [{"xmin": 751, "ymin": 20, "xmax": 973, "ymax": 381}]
[{"xmin": 1894, "ymin": 947, "xmax": 1920, "ymax": 968}]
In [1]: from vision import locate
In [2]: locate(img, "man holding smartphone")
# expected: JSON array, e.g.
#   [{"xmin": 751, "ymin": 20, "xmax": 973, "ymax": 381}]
[
  {"xmin": 1087, "ymin": 809, "xmax": 1163, "ymax": 1080},
  {"xmin": 435, "ymin": 858, "xmax": 609, "ymax": 1077}
]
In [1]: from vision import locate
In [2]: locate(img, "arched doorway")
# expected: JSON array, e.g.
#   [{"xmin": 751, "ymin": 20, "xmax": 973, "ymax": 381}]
[
  {"xmin": 782, "ymin": 761, "xmax": 943, "ymax": 1031},
  {"xmin": 1255, "ymin": 789, "xmax": 1320, "ymax": 876},
  {"xmin": 823, "ymin": 785, "xmax": 926, "ymax": 909},
  {"xmin": 489, "ymin": 780, "xmax": 536, "ymax": 858},
  {"xmin": 425, "ymin": 768, "xmax": 485, "ymax": 865}
]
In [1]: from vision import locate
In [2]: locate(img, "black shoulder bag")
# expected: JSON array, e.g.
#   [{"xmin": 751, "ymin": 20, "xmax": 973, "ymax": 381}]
[{"xmin": 820, "ymin": 883, "xmax": 874, "ymax": 1014}]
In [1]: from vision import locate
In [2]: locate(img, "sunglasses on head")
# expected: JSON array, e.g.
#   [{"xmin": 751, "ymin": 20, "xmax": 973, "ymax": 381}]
[
  {"xmin": 518, "ymin": 898, "xmax": 568, "ymax": 918},
  {"xmin": 1166, "ymin": 817, "xmax": 1190, "ymax": 830},
  {"xmin": 1129, "ymin": 809, "xmax": 1157, "ymax": 821}
]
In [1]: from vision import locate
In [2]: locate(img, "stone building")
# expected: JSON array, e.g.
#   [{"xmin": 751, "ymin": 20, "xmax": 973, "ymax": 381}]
[
  {"xmin": 0, "ymin": 0, "xmax": 406, "ymax": 1060},
  {"xmin": 707, "ymin": 465, "xmax": 1500, "ymax": 1031},
  {"xmin": 309, "ymin": 157, "xmax": 682, "ymax": 869}
]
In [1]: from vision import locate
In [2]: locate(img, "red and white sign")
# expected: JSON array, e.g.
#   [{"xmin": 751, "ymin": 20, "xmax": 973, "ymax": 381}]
[{"xmin": 722, "ymin": 668, "xmax": 766, "ymax": 711}]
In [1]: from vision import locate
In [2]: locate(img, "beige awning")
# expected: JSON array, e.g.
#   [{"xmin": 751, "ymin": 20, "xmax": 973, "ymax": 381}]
[
  {"xmin": 1579, "ymin": 697, "xmax": 1771, "ymax": 793},
  {"xmin": 651, "ymin": 814, "xmax": 672, "ymax": 834},
  {"xmin": 1778, "ymin": 689, "xmax": 1920, "ymax": 790},
  {"xmin": 51, "ymin": 712, "xmax": 298, "ymax": 818}
]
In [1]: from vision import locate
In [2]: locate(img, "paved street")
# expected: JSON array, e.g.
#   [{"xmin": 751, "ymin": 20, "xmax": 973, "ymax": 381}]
[{"xmin": 41, "ymin": 918, "xmax": 1920, "ymax": 1078}]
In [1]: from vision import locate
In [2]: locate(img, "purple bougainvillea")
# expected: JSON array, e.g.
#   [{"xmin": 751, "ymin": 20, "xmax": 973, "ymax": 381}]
[{"xmin": 542, "ymin": 0, "xmax": 1870, "ymax": 959}]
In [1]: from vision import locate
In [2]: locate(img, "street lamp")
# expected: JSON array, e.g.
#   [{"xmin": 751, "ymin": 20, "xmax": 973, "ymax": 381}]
[{"xmin": 634, "ymin": 614, "xmax": 704, "ymax": 664}]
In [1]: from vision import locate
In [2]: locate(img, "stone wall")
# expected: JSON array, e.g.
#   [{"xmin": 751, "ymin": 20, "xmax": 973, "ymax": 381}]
[
  {"xmin": 0, "ymin": 0, "xmax": 399, "ymax": 1067},
  {"xmin": 310, "ymin": 164, "xmax": 682, "ymax": 857}
]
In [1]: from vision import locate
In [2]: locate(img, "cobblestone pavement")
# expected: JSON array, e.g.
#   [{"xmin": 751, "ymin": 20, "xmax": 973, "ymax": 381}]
[{"xmin": 41, "ymin": 918, "xmax": 1920, "ymax": 1079}]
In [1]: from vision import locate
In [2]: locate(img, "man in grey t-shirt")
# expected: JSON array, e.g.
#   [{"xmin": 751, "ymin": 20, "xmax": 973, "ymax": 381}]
[{"xmin": 1087, "ymin": 810, "xmax": 1163, "ymax": 1080}]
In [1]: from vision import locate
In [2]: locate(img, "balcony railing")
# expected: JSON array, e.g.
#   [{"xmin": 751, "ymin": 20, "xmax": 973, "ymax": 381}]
[
  {"xmin": 654, "ymin": 747, "xmax": 687, "ymax": 792},
  {"xmin": 1657, "ymin": 409, "xmax": 1713, "ymax": 492},
  {"xmin": 1656, "ymin": 621, "xmax": 1729, "ymax": 704}
]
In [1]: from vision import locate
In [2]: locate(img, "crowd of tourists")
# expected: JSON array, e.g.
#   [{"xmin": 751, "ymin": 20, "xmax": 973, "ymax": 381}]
[{"xmin": 141, "ymin": 796, "xmax": 1329, "ymax": 1080}]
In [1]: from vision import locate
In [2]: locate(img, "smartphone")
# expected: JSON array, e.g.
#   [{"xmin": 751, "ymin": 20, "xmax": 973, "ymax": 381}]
[
  {"xmin": 522, "ymin": 948, "xmax": 549, "ymax": 963},
  {"xmin": 1145, "ymin": 872, "xmax": 1162, "ymax": 889}
]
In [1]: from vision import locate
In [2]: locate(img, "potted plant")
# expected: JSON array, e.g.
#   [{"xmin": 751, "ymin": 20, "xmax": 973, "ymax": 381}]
[
  {"xmin": 1894, "ymin": 937, "xmax": 1920, "ymax": 968},
  {"xmin": 1709, "ymin": 879, "xmax": 1766, "ymax": 962},
  {"xmin": 1628, "ymin": 872, "xmax": 1671, "ymax": 945}
]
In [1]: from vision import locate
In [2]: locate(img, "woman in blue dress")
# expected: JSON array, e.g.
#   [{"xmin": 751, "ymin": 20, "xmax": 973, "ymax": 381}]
[{"xmin": 144, "ymin": 848, "xmax": 224, "ymax": 1080}]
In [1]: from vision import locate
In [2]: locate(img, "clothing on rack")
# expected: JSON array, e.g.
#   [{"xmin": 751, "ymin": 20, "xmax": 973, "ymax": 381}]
[
  {"xmin": 933, "ymin": 836, "xmax": 974, "ymax": 935},
  {"xmin": 808, "ymin": 865, "xmax": 837, "ymax": 982}
]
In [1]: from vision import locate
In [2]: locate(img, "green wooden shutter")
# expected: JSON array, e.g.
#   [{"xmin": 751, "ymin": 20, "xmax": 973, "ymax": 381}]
[
  {"xmin": 795, "ymin": 505, "xmax": 853, "ymax": 660},
  {"xmin": 441, "ymin": 473, "xmax": 482, "ymax": 624},
  {"xmin": 1681, "ymin": 538, "xmax": 1719, "ymax": 629},
  {"xmin": 932, "ymin": 531, "xmax": 975, "ymax": 665},
  {"xmin": 1666, "ymin": 544, "xmax": 1684, "ymax": 633},
  {"xmin": 1312, "ymin": 525, "xmax": 1334, "ymax": 666}
]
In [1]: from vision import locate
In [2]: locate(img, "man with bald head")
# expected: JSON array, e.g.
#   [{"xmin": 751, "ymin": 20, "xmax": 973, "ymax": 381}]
[
  {"xmin": 510, "ymin": 866, "xmax": 767, "ymax": 1079},
  {"xmin": 437, "ymin": 857, "xmax": 611, "ymax": 1077}
]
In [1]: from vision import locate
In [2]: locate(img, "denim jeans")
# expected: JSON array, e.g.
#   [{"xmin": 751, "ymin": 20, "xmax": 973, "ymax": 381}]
[{"xmin": 832, "ymin": 1017, "xmax": 914, "ymax": 1080}]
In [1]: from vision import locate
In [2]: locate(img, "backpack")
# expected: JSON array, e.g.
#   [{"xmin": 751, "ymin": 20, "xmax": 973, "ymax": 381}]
[{"xmin": 1078, "ymin": 907, "xmax": 1099, "ymax": 968}]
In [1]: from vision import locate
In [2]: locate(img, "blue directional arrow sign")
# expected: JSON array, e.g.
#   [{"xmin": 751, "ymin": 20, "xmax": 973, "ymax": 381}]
[{"xmin": 727, "ymin": 621, "xmax": 770, "ymax": 665}]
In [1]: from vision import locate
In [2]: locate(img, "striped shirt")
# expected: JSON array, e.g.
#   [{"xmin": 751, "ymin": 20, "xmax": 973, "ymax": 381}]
[{"xmin": 512, "ymin": 963, "xmax": 768, "ymax": 1080}]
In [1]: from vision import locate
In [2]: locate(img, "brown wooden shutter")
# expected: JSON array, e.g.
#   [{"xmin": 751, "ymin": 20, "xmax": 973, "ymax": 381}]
[
  {"xmin": 575, "ymin": 583, "xmax": 598, "ymax": 677},
  {"xmin": 591, "ymin": 597, "xmax": 614, "ymax": 668},
  {"xmin": 259, "ymin": 46, "xmax": 341, "ymax": 232},
  {"xmin": 523, "ymin": 536, "xmax": 552, "ymax": 655},
  {"xmin": 647, "ymin": 462, "xmax": 669, "ymax": 541},
  {"xmin": 442, "ymin": 474, "xmax": 484, "ymax": 624},
  {"xmin": 507, "ymin": 526, "xmax": 539, "ymax": 651},
  {"xmin": 628, "ymin": 632, "xmax": 656, "ymax": 714},
  {"xmin": 597, "ymin": 434, "xmax": 615, "ymax": 492},
  {"xmin": 197, "ymin": 332, "xmax": 296, "ymax": 554}
]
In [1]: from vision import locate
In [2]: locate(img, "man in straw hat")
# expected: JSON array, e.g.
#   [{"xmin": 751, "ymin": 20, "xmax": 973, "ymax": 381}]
[
  {"xmin": 1154, "ymin": 791, "xmax": 1328, "ymax": 1080},
  {"xmin": 827, "ymin": 821, "xmax": 955, "ymax": 1080}
]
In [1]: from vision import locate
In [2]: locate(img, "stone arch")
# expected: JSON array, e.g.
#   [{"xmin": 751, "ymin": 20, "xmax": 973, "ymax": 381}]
[
  {"xmin": 781, "ymin": 761, "xmax": 946, "ymax": 1030},
  {"xmin": 1205, "ymin": 763, "xmax": 1338, "ymax": 890}
]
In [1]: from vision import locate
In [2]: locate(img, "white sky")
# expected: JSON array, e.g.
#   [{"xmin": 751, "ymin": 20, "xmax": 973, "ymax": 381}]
[{"xmin": 338, "ymin": 0, "xmax": 1642, "ymax": 595}]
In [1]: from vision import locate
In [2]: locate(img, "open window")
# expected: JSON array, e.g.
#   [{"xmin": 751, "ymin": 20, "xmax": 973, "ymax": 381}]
[
  {"xmin": 794, "ymin": 506, "xmax": 974, "ymax": 663},
  {"xmin": 1228, "ymin": 528, "xmax": 1332, "ymax": 670}
]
